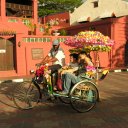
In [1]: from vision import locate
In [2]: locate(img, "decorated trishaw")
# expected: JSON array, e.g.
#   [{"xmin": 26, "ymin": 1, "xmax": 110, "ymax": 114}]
[{"xmin": 12, "ymin": 31, "xmax": 114, "ymax": 113}]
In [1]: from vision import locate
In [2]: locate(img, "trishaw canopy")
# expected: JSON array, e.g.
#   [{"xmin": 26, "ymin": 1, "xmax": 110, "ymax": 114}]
[{"xmin": 64, "ymin": 31, "xmax": 114, "ymax": 53}]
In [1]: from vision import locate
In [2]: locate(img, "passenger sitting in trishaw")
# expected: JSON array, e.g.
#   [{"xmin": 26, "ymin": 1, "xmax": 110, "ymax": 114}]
[{"xmin": 57, "ymin": 51, "xmax": 96, "ymax": 95}]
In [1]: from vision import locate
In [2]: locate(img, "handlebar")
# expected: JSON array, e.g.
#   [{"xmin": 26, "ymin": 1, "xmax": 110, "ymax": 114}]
[{"xmin": 30, "ymin": 64, "xmax": 48, "ymax": 75}]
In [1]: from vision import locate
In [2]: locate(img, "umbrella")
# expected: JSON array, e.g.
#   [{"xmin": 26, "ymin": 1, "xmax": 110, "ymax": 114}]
[{"xmin": 64, "ymin": 31, "xmax": 114, "ymax": 53}]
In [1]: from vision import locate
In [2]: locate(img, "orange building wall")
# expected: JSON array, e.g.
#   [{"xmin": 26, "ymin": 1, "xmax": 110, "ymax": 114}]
[
  {"xmin": 0, "ymin": 36, "xmax": 72, "ymax": 79},
  {"xmin": 24, "ymin": 41, "xmax": 71, "ymax": 75},
  {"xmin": 0, "ymin": 0, "xmax": 128, "ymax": 80},
  {"xmin": 111, "ymin": 16, "xmax": 128, "ymax": 68}
]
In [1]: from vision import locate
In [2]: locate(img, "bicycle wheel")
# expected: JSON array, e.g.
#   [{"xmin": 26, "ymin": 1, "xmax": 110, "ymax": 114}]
[
  {"xmin": 12, "ymin": 81, "xmax": 41, "ymax": 110},
  {"xmin": 70, "ymin": 80, "xmax": 99, "ymax": 113}
]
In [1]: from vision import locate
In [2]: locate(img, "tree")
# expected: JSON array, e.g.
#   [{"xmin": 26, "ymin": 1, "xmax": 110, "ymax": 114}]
[{"xmin": 38, "ymin": 0, "xmax": 83, "ymax": 17}]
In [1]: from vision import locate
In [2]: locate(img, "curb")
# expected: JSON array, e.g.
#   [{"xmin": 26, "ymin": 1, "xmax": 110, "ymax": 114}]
[
  {"xmin": 0, "ymin": 78, "xmax": 31, "ymax": 84},
  {"xmin": 98, "ymin": 68, "xmax": 128, "ymax": 73},
  {"xmin": 111, "ymin": 68, "xmax": 128, "ymax": 72}
]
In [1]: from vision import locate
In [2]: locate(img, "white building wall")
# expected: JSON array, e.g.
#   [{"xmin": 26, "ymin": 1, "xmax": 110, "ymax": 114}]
[{"xmin": 70, "ymin": 0, "xmax": 128, "ymax": 25}]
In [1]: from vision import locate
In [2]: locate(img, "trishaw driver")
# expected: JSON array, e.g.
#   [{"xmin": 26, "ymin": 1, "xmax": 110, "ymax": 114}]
[{"xmin": 39, "ymin": 39, "xmax": 65, "ymax": 90}]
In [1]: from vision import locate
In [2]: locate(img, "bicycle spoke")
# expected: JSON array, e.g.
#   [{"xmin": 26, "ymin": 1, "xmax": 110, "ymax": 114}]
[
  {"xmin": 13, "ymin": 81, "xmax": 40, "ymax": 110},
  {"xmin": 70, "ymin": 81, "xmax": 98, "ymax": 113}
]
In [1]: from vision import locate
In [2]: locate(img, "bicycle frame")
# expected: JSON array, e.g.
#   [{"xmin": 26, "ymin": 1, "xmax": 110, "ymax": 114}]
[
  {"xmin": 30, "ymin": 68, "xmax": 59, "ymax": 98},
  {"xmin": 32, "ymin": 78, "xmax": 42, "ymax": 100}
]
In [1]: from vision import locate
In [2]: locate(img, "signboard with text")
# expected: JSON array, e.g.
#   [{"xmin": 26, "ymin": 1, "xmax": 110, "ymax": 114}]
[{"xmin": 31, "ymin": 48, "xmax": 43, "ymax": 59}]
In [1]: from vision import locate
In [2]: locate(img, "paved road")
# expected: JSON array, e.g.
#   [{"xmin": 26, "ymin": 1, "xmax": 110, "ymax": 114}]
[{"xmin": 0, "ymin": 72, "xmax": 128, "ymax": 128}]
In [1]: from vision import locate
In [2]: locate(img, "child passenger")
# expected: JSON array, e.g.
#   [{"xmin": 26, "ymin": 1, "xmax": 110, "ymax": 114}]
[
  {"xmin": 60, "ymin": 53, "xmax": 79, "ymax": 75},
  {"xmin": 56, "ymin": 53, "xmax": 79, "ymax": 91}
]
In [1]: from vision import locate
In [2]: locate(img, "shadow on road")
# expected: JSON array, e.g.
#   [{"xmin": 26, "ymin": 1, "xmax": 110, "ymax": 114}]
[
  {"xmin": 0, "ymin": 81, "xmax": 17, "ymax": 109},
  {"xmin": 0, "ymin": 90, "xmax": 127, "ymax": 128}
]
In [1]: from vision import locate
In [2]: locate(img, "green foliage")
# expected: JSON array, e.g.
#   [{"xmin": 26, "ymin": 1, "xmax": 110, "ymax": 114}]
[
  {"xmin": 44, "ymin": 24, "xmax": 52, "ymax": 35},
  {"xmin": 27, "ymin": 22, "xmax": 36, "ymax": 31},
  {"xmin": 38, "ymin": 0, "xmax": 83, "ymax": 17},
  {"xmin": 59, "ymin": 29, "xmax": 67, "ymax": 36}
]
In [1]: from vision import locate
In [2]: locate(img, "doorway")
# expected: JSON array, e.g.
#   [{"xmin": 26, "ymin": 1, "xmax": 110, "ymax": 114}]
[{"xmin": 0, "ymin": 37, "xmax": 15, "ymax": 71}]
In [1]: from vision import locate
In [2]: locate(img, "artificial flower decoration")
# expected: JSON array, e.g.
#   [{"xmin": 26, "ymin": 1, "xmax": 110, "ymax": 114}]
[
  {"xmin": 86, "ymin": 66, "xmax": 96, "ymax": 77},
  {"xmin": 64, "ymin": 31, "xmax": 114, "ymax": 52}
]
